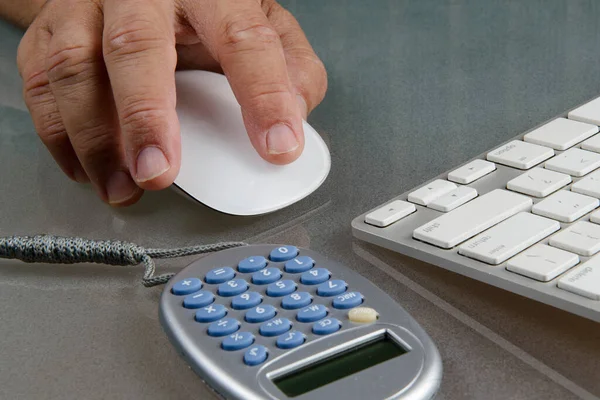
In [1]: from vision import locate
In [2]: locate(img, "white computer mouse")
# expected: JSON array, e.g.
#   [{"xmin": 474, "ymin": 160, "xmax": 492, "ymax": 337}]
[{"xmin": 173, "ymin": 70, "xmax": 331, "ymax": 216}]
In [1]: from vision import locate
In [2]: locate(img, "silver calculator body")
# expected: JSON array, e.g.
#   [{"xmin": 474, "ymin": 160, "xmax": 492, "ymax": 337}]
[{"xmin": 159, "ymin": 244, "xmax": 442, "ymax": 400}]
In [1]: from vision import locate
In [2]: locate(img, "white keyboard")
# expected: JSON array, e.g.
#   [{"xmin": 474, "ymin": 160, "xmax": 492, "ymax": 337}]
[{"xmin": 352, "ymin": 96, "xmax": 600, "ymax": 323}]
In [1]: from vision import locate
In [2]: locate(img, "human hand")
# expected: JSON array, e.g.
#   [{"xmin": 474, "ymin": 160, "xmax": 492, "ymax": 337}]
[{"xmin": 16, "ymin": 0, "xmax": 327, "ymax": 206}]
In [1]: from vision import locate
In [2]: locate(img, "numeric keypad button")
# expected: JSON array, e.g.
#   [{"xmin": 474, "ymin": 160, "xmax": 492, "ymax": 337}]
[
  {"xmin": 252, "ymin": 268, "xmax": 282, "ymax": 285},
  {"xmin": 222, "ymin": 332, "xmax": 255, "ymax": 351},
  {"xmin": 259, "ymin": 318, "xmax": 292, "ymax": 337},
  {"xmin": 270, "ymin": 246, "xmax": 299, "ymax": 262},
  {"xmin": 276, "ymin": 331, "xmax": 306, "ymax": 349},
  {"xmin": 205, "ymin": 267, "xmax": 235, "ymax": 284},
  {"xmin": 238, "ymin": 256, "xmax": 267, "ymax": 273},
  {"xmin": 244, "ymin": 345, "xmax": 268, "ymax": 366},
  {"xmin": 231, "ymin": 292, "xmax": 262, "ymax": 310},
  {"xmin": 218, "ymin": 279, "xmax": 249, "ymax": 297},
  {"xmin": 296, "ymin": 304, "xmax": 328, "ymax": 323},
  {"xmin": 195, "ymin": 304, "xmax": 227, "ymax": 323},
  {"xmin": 171, "ymin": 278, "xmax": 202, "ymax": 295},
  {"xmin": 245, "ymin": 305, "xmax": 277, "ymax": 323},
  {"xmin": 281, "ymin": 292, "xmax": 312, "ymax": 309},
  {"xmin": 183, "ymin": 290, "xmax": 215, "ymax": 309},
  {"xmin": 312, "ymin": 318, "xmax": 341, "ymax": 335},
  {"xmin": 207, "ymin": 318, "xmax": 240, "ymax": 337},
  {"xmin": 266, "ymin": 280, "xmax": 297, "ymax": 297},
  {"xmin": 300, "ymin": 268, "xmax": 331, "ymax": 285},
  {"xmin": 317, "ymin": 280, "xmax": 347, "ymax": 296},
  {"xmin": 332, "ymin": 292, "xmax": 363, "ymax": 309},
  {"xmin": 284, "ymin": 256, "xmax": 314, "ymax": 273}
]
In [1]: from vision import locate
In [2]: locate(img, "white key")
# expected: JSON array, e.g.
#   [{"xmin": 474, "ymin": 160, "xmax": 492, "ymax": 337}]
[
  {"xmin": 413, "ymin": 189, "xmax": 532, "ymax": 249},
  {"xmin": 580, "ymin": 134, "xmax": 600, "ymax": 153},
  {"xmin": 544, "ymin": 148, "xmax": 600, "ymax": 177},
  {"xmin": 571, "ymin": 169, "xmax": 600, "ymax": 198},
  {"xmin": 591, "ymin": 210, "xmax": 600, "ymax": 224},
  {"xmin": 558, "ymin": 255, "xmax": 600, "ymax": 300},
  {"xmin": 365, "ymin": 200, "xmax": 416, "ymax": 227},
  {"xmin": 506, "ymin": 168, "xmax": 571, "ymax": 197},
  {"xmin": 428, "ymin": 187, "xmax": 477, "ymax": 212},
  {"xmin": 567, "ymin": 96, "xmax": 600, "ymax": 126},
  {"xmin": 457, "ymin": 212, "xmax": 559, "ymax": 265},
  {"xmin": 407, "ymin": 179, "xmax": 457, "ymax": 206},
  {"xmin": 549, "ymin": 221, "xmax": 600, "ymax": 256},
  {"xmin": 532, "ymin": 190, "xmax": 598, "ymax": 223},
  {"xmin": 506, "ymin": 244, "xmax": 579, "ymax": 282},
  {"xmin": 486, "ymin": 140, "xmax": 554, "ymax": 170},
  {"xmin": 523, "ymin": 118, "xmax": 598, "ymax": 150},
  {"xmin": 448, "ymin": 160, "xmax": 496, "ymax": 184}
]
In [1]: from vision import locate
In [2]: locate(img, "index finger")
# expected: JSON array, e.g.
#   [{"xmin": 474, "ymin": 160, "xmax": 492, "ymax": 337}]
[{"xmin": 183, "ymin": 0, "xmax": 305, "ymax": 164}]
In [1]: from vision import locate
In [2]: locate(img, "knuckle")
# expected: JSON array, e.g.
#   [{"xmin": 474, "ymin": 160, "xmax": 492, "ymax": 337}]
[
  {"xmin": 46, "ymin": 43, "xmax": 98, "ymax": 85},
  {"xmin": 120, "ymin": 96, "xmax": 169, "ymax": 142},
  {"xmin": 104, "ymin": 20, "xmax": 172, "ymax": 60},
  {"xmin": 244, "ymin": 81, "xmax": 291, "ymax": 108},
  {"xmin": 220, "ymin": 15, "xmax": 279, "ymax": 51},
  {"xmin": 37, "ymin": 114, "xmax": 67, "ymax": 144},
  {"xmin": 71, "ymin": 123, "xmax": 117, "ymax": 162}
]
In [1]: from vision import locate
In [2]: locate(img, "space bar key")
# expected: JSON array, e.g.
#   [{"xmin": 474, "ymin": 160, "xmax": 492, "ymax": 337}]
[{"xmin": 412, "ymin": 189, "xmax": 533, "ymax": 249}]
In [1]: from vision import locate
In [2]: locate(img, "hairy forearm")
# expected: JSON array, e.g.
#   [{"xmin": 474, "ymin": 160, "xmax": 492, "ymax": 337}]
[{"xmin": 0, "ymin": 0, "xmax": 45, "ymax": 28}]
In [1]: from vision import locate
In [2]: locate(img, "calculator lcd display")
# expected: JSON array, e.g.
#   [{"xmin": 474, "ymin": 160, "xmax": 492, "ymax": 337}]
[{"xmin": 272, "ymin": 334, "xmax": 408, "ymax": 397}]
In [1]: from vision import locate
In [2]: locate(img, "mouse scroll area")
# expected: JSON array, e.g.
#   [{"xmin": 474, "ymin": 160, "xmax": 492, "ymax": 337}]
[{"xmin": 173, "ymin": 70, "xmax": 331, "ymax": 216}]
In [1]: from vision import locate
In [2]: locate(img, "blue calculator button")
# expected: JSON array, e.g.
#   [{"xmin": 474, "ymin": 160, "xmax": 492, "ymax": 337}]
[
  {"xmin": 171, "ymin": 278, "xmax": 202, "ymax": 295},
  {"xmin": 245, "ymin": 305, "xmax": 277, "ymax": 323},
  {"xmin": 238, "ymin": 256, "xmax": 267, "ymax": 273},
  {"xmin": 317, "ymin": 280, "xmax": 347, "ymax": 297},
  {"xmin": 259, "ymin": 318, "xmax": 292, "ymax": 337},
  {"xmin": 296, "ymin": 304, "xmax": 328, "ymax": 323},
  {"xmin": 312, "ymin": 318, "xmax": 341, "ymax": 335},
  {"xmin": 251, "ymin": 268, "xmax": 282, "ymax": 285},
  {"xmin": 266, "ymin": 280, "xmax": 297, "ymax": 297},
  {"xmin": 208, "ymin": 318, "xmax": 240, "ymax": 337},
  {"xmin": 183, "ymin": 290, "xmax": 215, "ymax": 309},
  {"xmin": 284, "ymin": 256, "xmax": 314, "ymax": 273},
  {"xmin": 269, "ymin": 246, "xmax": 299, "ymax": 262},
  {"xmin": 195, "ymin": 304, "xmax": 227, "ymax": 323},
  {"xmin": 332, "ymin": 291, "xmax": 363, "ymax": 309},
  {"xmin": 218, "ymin": 279, "xmax": 249, "ymax": 297},
  {"xmin": 205, "ymin": 267, "xmax": 236, "ymax": 284},
  {"xmin": 244, "ymin": 345, "xmax": 268, "ymax": 366},
  {"xmin": 276, "ymin": 331, "xmax": 306, "ymax": 349},
  {"xmin": 231, "ymin": 292, "xmax": 262, "ymax": 310},
  {"xmin": 221, "ymin": 332, "xmax": 255, "ymax": 351},
  {"xmin": 300, "ymin": 268, "xmax": 331, "ymax": 285},
  {"xmin": 281, "ymin": 292, "xmax": 312, "ymax": 310}
]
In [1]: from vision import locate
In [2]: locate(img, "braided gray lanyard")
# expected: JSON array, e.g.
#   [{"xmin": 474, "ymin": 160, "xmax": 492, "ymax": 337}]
[{"xmin": 0, "ymin": 235, "xmax": 247, "ymax": 287}]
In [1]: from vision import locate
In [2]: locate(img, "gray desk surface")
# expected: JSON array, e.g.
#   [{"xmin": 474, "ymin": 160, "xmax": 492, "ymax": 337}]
[{"xmin": 1, "ymin": 1, "xmax": 600, "ymax": 399}]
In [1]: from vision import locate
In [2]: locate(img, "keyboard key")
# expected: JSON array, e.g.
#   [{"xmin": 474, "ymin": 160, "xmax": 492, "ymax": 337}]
[
  {"xmin": 207, "ymin": 318, "xmax": 240, "ymax": 337},
  {"xmin": 269, "ymin": 246, "xmax": 298, "ymax": 262},
  {"xmin": 276, "ymin": 331, "xmax": 306, "ymax": 349},
  {"xmin": 365, "ymin": 200, "xmax": 416, "ymax": 227},
  {"xmin": 506, "ymin": 244, "xmax": 579, "ymax": 282},
  {"xmin": 183, "ymin": 290, "xmax": 215, "ymax": 309},
  {"xmin": 252, "ymin": 267, "xmax": 282, "ymax": 285},
  {"xmin": 506, "ymin": 168, "xmax": 571, "ymax": 198},
  {"xmin": 568, "ymin": 96, "xmax": 600, "ymax": 125},
  {"xmin": 591, "ymin": 210, "xmax": 600, "ymax": 224},
  {"xmin": 312, "ymin": 318, "xmax": 341, "ymax": 335},
  {"xmin": 413, "ymin": 189, "xmax": 532, "ymax": 249},
  {"xmin": 231, "ymin": 292, "xmax": 262, "ymax": 310},
  {"xmin": 558, "ymin": 256, "xmax": 600, "ymax": 300},
  {"xmin": 237, "ymin": 256, "xmax": 267, "ymax": 273},
  {"xmin": 266, "ymin": 280, "xmax": 297, "ymax": 297},
  {"xmin": 171, "ymin": 278, "xmax": 202, "ymax": 295},
  {"xmin": 259, "ymin": 318, "xmax": 292, "ymax": 337},
  {"xmin": 244, "ymin": 345, "xmax": 268, "ymax": 366},
  {"xmin": 458, "ymin": 212, "xmax": 559, "ymax": 265},
  {"xmin": 523, "ymin": 117, "xmax": 598, "ymax": 150},
  {"xmin": 218, "ymin": 279, "xmax": 249, "ymax": 297},
  {"xmin": 549, "ymin": 221, "xmax": 600, "ymax": 256},
  {"xmin": 245, "ymin": 305, "xmax": 277, "ymax": 323},
  {"xmin": 581, "ymin": 134, "xmax": 600, "ymax": 153},
  {"xmin": 284, "ymin": 256, "xmax": 315, "ymax": 273},
  {"xmin": 532, "ymin": 190, "xmax": 598, "ymax": 223},
  {"xmin": 205, "ymin": 267, "xmax": 235, "ymax": 284},
  {"xmin": 448, "ymin": 159, "xmax": 496, "ymax": 184},
  {"xmin": 427, "ymin": 187, "xmax": 478, "ymax": 212},
  {"xmin": 300, "ymin": 268, "xmax": 331, "ymax": 285},
  {"xmin": 296, "ymin": 304, "xmax": 328, "ymax": 323},
  {"xmin": 195, "ymin": 304, "xmax": 227, "ymax": 323},
  {"xmin": 544, "ymin": 148, "xmax": 600, "ymax": 177},
  {"xmin": 332, "ymin": 291, "xmax": 363, "ymax": 309},
  {"xmin": 222, "ymin": 332, "xmax": 255, "ymax": 351},
  {"xmin": 281, "ymin": 292, "xmax": 313, "ymax": 309},
  {"xmin": 316, "ymin": 279, "xmax": 347, "ymax": 296},
  {"xmin": 348, "ymin": 307, "xmax": 379, "ymax": 324},
  {"xmin": 487, "ymin": 140, "xmax": 554, "ymax": 170},
  {"xmin": 407, "ymin": 179, "xmax": 457, "ymax": 206},
  {"xmin": 571, "ymin": 170, "xmax": 600, "ymax": 198}
]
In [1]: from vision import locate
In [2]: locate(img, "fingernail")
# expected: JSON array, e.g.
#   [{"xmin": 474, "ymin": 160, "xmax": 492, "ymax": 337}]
[
  {"xmin": 267, "ymin": 124, "xmax": 299, "ymax": 155},
  {"xmin": 135, "ymin": 146, "xmax": 170, "ymax": 182},
  {"xmin": 106, "ymin": 171, "xmax": 140, "ymax": 205},
  {"xmin": 72, "ymin": 166, "xmax": 89, "ymax": 183},
  {"xmin": 296, "ymin": 94, "xmax": 308, "ymax": 119}
]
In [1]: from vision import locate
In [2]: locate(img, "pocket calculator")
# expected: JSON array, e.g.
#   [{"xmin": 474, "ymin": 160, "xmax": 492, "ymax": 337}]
[{"xmin": 159, "ymin": 244, "xmax": 442, "ymax": 400}]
